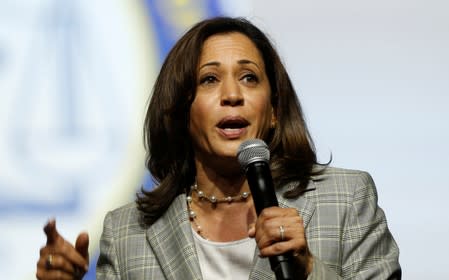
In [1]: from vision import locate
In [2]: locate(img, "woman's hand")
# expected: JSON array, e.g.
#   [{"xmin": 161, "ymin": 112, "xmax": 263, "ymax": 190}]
[
  {"xmin": 36, "ymin": 220, "xmax": 89, "ymax": 280},
  {"xmin": 248, "ymin": 207, "xmax": 313, "ymax": 278}
]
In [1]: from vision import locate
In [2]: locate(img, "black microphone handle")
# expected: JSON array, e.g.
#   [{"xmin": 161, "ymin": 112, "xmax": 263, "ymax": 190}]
[{"xmin": 246, "ymin": 161, "xmax": 297, "ymax": 280}]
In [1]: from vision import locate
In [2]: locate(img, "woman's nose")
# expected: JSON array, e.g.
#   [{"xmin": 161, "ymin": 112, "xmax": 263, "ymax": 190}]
[{"xmin": 220, "ymin": 79, "xmax": 243, "ymax": 106}]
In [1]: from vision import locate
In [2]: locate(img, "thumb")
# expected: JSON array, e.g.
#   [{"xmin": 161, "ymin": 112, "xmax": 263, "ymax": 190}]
[
  {"xmin": 75, "ymin": 232, "xmax": 89, "ymax": 262},
  {"xmin": 44, "ymin": 219, "xmax": 62, "ymax": 245}
]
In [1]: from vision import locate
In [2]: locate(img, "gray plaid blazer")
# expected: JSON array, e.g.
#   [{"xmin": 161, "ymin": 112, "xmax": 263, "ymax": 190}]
[{"xmin": 96, "ymin": 167, "xmax": 401, "ymax": 279}]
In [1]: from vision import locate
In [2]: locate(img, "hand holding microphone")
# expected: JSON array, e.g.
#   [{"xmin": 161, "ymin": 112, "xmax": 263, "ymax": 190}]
[{"xmin": 237, "ymin": 139, "xmax": 313, "ymax": 280}]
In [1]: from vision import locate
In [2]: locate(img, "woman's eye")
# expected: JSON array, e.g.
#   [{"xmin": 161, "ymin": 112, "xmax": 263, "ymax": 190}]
[
  {"xmin": 199, "ymin": 75, "xmax": 218, "ymax": 85},
  {"xmin": 241, "ymin": 74, "xmax": 258, "ymax": 84}
]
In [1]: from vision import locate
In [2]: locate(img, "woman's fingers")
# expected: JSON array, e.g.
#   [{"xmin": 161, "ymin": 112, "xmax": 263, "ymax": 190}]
[
  {"xmin": 258, "ymin": 232, "xmax": 307, "ymax": 257},
  {"xmin": 44, "ymin": 219, "xmax": 62, "ymax": 245},
  {"xmin": 39, "ymin": 238, "xmax": 89, "ymax": 272},
  {"xmin": 257, "ymin": 223, "xmax": 302, "ymax": 248},
  {"xmin": 257, "ymin": 207, "xmax": 302, "ymax": 222},
  {"xmin": 36, "ymin": 268, "xmax": 78, "ymax": 280},
  {"xmin": 37, "ymin": 220, "xmax": 89, "ymax": 280},
  {"xmin": 253, "ymin": 207, "xmax": 306, "ymax": 257},
  {"xmin": 43, "ymin": 219, "xmax": 87, "ymax": 268},
  {"xmin": 75, "ymin": 232, "xmax": 89, "ymax": 263},
  {"xmin": 37, "ymin": 253, "xmax": 78, "ymax": 274},
  {"xmin": 252, "ymin": 207, "xmax": 313, "ymax": 276}
]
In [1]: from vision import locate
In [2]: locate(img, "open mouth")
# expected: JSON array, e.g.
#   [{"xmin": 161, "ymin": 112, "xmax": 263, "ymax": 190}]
[{"xmin": 216, "ymin": 117, "xmax": 249, "ymax": 130}]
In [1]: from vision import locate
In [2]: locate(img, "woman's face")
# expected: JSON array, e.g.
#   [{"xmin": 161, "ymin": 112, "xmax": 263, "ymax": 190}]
[{"xmin": 189, "ymin": 32, "xmax": 276, "ymax": 164}]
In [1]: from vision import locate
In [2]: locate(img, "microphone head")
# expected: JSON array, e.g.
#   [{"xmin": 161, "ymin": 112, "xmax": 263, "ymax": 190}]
[{"xmin": 237, "ymin": 139, "xmax": 270, "ymax": 170}]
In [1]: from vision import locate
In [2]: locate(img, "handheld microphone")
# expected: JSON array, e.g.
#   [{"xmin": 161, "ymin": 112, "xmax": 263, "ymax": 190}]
[{"xmin": 237, "ymin": 139, "xmax": 296, "ymax": 280}]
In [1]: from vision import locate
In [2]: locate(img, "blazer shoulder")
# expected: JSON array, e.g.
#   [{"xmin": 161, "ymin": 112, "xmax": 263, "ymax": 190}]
[
  {"xmin": 312, "ymin": 166, "xmax": 374, "ymax": 183},
  {"xmin": 313, "ymin": 165, "xmax": 371, "ymax": 177},
  {"xmin": 308, "ymin": 166, "xmax": 377, "ymax": 199},
  {"xmin": 108, "ymin": 201, "xmax": 139, "ymax": 219},
  {"xmin": 104, "ymin": 201, "xmax": 144, "ymax": 235}
]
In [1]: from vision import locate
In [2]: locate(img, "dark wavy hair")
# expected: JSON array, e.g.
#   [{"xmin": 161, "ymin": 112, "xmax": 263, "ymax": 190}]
[{"xmin": 137, "ymin": 17, "xmax": 324, "ymax": 225}]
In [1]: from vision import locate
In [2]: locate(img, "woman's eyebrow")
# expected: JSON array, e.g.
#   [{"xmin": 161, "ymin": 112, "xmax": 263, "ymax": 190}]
[
  {"xmin": 237, "ymin": 59, "xmax": 261, "ymax": 70},
  {"xmin": 199, "ymin": 59, "xmax": 261, "ymax": 71},
  {"xmin": 199, "ymin": 61, "xmax": 220, "ymax": 70}
]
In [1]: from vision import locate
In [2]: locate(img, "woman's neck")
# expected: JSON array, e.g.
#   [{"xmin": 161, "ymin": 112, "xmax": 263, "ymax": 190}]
[{"xmin": 193, "ymin": 157, "xmax": 250, "ymax": 198}]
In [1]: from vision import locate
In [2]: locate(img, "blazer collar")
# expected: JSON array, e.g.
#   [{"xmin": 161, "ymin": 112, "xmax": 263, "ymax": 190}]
[
  {"xmin": 146, "ymin": 194, "xmax": 202, "ymax": 280},
  {"xmin": 277, "ymin": 181, "xmax": 317, "ymax": 228}
]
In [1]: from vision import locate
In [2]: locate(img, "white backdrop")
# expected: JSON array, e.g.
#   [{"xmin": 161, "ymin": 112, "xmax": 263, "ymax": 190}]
[{"xmin": 222, "ymin": 0, "xmax": 449, "ymax": 278}]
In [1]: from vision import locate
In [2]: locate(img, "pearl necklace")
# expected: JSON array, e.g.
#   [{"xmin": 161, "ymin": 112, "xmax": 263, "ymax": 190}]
[
  {"xmin": 186, "ymin": 183, "xmax": 251, "ymax": 238},
  {"xmin": 190, "ymin": 182, "xmax": 250, "ymax": 204}
]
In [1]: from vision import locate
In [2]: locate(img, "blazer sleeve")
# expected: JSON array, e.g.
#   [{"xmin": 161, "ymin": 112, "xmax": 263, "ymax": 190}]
[
  {"xmin": 96, "ymin": 211, "xmax": 122, "ymax": 280},
  {"xmin": 341, "ymin": 171, "xmax": 401, "ymax": 279},
  {"xmin": 309, "ymin": 171, "xmax": 401, "ymax": 279},
  {"xmin": 308, "ymin": 257, "xmax": 344, "ymax": 279}
]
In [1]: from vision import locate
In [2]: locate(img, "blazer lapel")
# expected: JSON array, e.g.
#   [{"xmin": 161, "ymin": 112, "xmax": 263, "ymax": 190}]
[
  {"xmin": 249, "ymin": 182, "xmax": 317, "ymax": 280},
  {"xmin": 146, "ymin": 194, "xmax": 202, "ymax": 280},
  {"xmin": 277, "ymin": 184, "xmax": 316, "ymax": 229}
]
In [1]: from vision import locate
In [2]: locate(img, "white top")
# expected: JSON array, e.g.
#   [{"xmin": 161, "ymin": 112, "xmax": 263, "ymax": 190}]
[{"xmin": 192, "ymin": 229, "xmax": 257, "ymax": 280}]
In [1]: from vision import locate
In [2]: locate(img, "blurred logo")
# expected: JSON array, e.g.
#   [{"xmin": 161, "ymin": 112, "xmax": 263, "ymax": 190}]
[{"xmin": 0, "ymin": 1, "xmax": 129, "ymax": 214}]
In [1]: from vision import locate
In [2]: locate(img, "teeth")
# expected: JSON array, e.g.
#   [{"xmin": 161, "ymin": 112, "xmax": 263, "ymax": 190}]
[
  {"xmin": 221, "ymin": 124, "xmax": 245, "ymax": 129},
  {"xmin": 223, "ymin": 128, "xmax": 241, "ymax": 130}
]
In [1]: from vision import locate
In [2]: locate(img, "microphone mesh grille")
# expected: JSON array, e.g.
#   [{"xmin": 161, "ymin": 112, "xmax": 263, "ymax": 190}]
[{"xmin": 237, "ymin": 139, "xmax": 270, "ymax": 169}]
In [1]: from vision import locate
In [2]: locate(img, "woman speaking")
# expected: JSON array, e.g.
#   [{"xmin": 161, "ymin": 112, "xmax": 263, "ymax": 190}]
[{"xmin": 36, "ymin": 17, "xmax": 401, "ymax": 279}]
